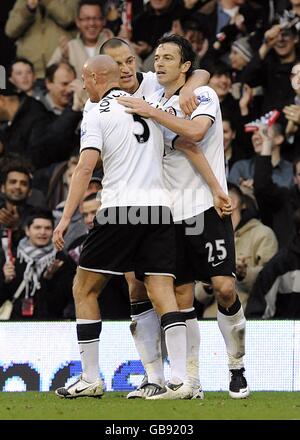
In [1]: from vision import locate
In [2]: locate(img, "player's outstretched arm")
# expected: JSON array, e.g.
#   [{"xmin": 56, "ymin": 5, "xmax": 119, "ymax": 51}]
[
  {"xmin": 53, "ymin": 149, "xmax": 100, "ymax": 251},
  {"xmin": 179, "ymin": 69, "xmax": 210, "ymax": 115},
  {"xmin": 117, "ymin": 97, "xmax": 207, "ymax": 141},
  {"xmin": 175, "ymin": 137, "xmax": 232, "ymax": 218}
]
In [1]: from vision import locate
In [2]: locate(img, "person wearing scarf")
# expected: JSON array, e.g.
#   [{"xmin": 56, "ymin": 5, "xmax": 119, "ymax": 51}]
[{"xmin": 0, "ymin": 210, "xmax": 74, "ymax": 319}]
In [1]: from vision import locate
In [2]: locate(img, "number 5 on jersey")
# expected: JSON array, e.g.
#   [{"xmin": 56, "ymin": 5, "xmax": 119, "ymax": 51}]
[{"xmin": 132, "ymin": 114, "xmax": 150, "ymax": 143}]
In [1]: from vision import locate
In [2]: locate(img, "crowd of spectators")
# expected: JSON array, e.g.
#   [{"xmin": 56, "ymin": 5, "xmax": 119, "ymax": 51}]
[{"xmin": 0, "ymin": 0, "xmax": 300, "ymax": 320}]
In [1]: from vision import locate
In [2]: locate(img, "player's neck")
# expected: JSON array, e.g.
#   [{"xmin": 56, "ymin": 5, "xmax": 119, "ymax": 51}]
[
  {"xmin": 164, "ymin": 78, "xmax": 186, "ymax": 99},
  {"xmin": 98, "ymin": 82, "xmax": 120, "ymax": 99},
  {"xmin": 128, "ymin": 79, "xmax": 140, "ymax": 95}
]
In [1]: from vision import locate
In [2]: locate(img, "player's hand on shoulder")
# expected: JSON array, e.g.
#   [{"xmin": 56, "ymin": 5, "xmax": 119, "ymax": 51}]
[
  {"xmin": 117, "ymin": 97, "xmax": 153, "ymax": 118},
  {"xmin": 179, "ymin": 88, "xmax": 199, "ymax": 116}
]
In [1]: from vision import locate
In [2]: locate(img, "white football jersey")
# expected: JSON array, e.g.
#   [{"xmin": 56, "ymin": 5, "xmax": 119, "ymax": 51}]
[
  {"xmin": 83, "ymin": 71, "xmax": 161, "ymax": 114},
  {"xmin": 150, "ymin": 85, "xmax": 227, "ymax": 222},
  {"xmin": 80, "ymin": 88, "xmax": 170, "ymax": 210}
]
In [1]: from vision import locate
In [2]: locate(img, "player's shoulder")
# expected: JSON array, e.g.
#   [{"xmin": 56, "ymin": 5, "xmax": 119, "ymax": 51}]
[
  {"xmin": 194, "ymin": 85, "xmax": 219, "ymax": 105},
  {"xmin": 84, "ymin": 101, "xmax": 100, "ymax": 121},
  {"xmin": 83, "ymin": 98, "xmax": 97, "ymax": 114},
  {"xmin": 98, "ymin": 89, "xmax": 130, "ymax": 113}
]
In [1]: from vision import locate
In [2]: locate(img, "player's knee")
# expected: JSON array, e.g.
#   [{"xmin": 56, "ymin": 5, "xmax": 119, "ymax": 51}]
[
  {"xmin": 73, "ymin": 277, "xmax": 95, "ymax": 302},
  {"xmin": 175, "ymin": 284, "xmax": 194, "ymax": 309},
  {"xmin": 213, "ymin": 277, "xmax": 235, "ymax": 303}
]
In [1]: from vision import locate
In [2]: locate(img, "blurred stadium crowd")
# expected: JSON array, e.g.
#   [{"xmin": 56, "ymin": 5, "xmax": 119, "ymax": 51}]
[{"xmin": 0, "ymin": 0, "xmax": 300, "ymax": 321}]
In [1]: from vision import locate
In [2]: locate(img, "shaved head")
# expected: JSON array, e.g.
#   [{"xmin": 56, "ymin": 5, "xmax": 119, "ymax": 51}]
[
  {"xmin": 82, "ymin": 55, "xmax": 120, "ymax": 101},
  {"xmin": 83, "ymin": 55, "xmax": 119, "ymax": 81}
]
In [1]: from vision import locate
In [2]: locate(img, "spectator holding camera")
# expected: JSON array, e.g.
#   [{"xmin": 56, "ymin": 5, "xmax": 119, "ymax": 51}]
[
  {"xmin": 229, "ymin": 120, "xmax": 293, "ymax": 196},
  {"xmin": 0, "ymin": 209, "xmax": 74, "ymax": 320},
  {"xmin": 242, "ymin": 12, "xmax": 299, "ymax": 113}
]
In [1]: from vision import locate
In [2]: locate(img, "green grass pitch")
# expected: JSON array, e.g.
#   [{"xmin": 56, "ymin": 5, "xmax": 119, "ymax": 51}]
[{"xmin": 0, "ymin": 392, "xmax": 299, "ymax": 420}]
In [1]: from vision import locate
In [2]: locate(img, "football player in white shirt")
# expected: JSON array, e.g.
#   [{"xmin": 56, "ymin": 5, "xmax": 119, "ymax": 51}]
[
  {"xmin": 118, "ymin": 35, "xmax": 250, "ymax": 400},
  {"xmin": 53, "ymin": 55, "xmax": 194, "ymax": 400},
  {"xmin": 96, "ymin": 37, "xmax": 231, "ymax": 400},
  {"xmin": 86, "ymin": 37, "xmax": 218, "ymax": 399}
]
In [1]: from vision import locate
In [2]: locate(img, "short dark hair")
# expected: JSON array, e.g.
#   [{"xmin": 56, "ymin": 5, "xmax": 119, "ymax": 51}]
[
  {"xmin": 45, "ymin": 62, "xmax": 76, "ymax": 82},
  {"xmin": 293, "ymin": 157, "xmax": 300, "ymax": 175},
  {"xmin": 180, "ymin": 15, "xmax": 208, "ymax": 39},
  {"xmin": 99, "ymin": 38, "xmax": 130, "ymax": 54},
  {"xmin": 25, "ymin": 209, "xmax": 54, "ymax": 228},
  {"xmin": 155, "ymin": 34, "xmax": 196, "ymax": 78},
  {"xmin": 209, "ymin": 61, "xmax": 232, "ymax": 78},
  {"xmin": 8, "ymin": 57, "xmax": 35, "ymax": 77},
  {"xmin": 1, "ymin": 163, "xmax": 33, "ymax": 187},
  {"xmin": 77, "ymin": 0, "xmax": 103, "ymax": 17}
]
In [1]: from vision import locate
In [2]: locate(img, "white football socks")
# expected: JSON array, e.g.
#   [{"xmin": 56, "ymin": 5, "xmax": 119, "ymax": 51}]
[{"xmin": 130, "ymin": 308, "xmax": 165, "ymax": 386}]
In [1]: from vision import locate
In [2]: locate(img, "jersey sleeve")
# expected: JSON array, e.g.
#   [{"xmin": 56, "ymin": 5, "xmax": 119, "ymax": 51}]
[
  {"xmin": 80, "ymin": 107, "xmax": 103, "ymax": 154},
  {"xmin": 190, "ymin": 86, "xmax": 218, "ymax": 124}
]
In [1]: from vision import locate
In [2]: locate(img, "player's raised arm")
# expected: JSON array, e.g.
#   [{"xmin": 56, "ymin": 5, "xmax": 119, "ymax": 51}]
[{"xmin": 117, "ymin": 96, "xmax": 211, "ymax": 142}]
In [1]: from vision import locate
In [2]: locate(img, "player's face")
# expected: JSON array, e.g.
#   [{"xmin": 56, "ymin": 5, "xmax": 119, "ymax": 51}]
[
  {"xmin": 103, "ymin": 45, "xmax": 137, "ymax": 93},
  {"xmin": 154, "ymin": 43, "xmax": 189, "ymax": 86}
]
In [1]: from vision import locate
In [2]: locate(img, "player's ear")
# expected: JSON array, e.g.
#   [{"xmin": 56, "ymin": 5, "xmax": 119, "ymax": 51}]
[{"xmin": 182, "ymin": 61, "xmax": 191, "ymax": 74}]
